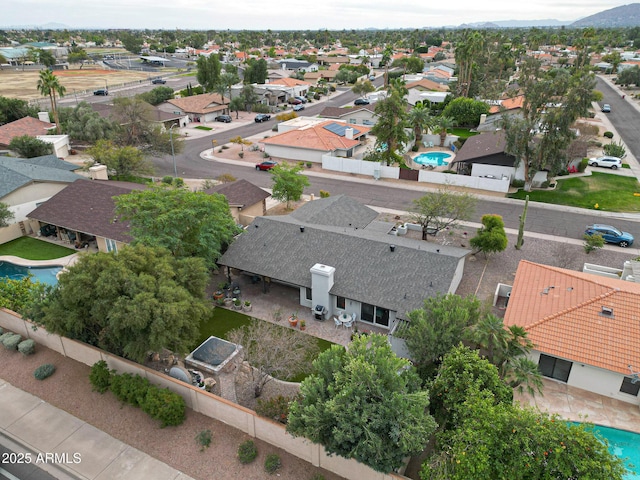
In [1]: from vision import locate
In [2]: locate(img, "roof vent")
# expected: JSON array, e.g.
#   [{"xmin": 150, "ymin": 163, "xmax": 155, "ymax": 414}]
[
  {"xmin": 390, "ymin": 244, "xmax": 396, "ymax": 252},
  {"xmin": 601, "ymin": 306, "xmax": 614, "ymax": 316},
  {"xmin": 300, "ymin": 226, "xmax": 305, "ymax": 233}
]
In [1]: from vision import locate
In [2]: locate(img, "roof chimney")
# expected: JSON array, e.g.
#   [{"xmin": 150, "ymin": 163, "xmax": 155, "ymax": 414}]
[{"xmin": 345, "ymin": 127, "xmax": 353, "ymax": 140}]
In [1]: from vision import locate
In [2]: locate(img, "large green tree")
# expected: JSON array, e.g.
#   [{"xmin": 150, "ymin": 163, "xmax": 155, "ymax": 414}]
[
  {"xmin": 36, "ymin": 244, "xmax": 209, "ymax": 362},
  {"xmin": 411, "ymin": 185, "xmax": 476, "ymax": 240},
  {"xmin": 470, "ymin": 214, "xmax": 508, "ymax": 257},
  {"xmin": 441, "ymin": 97, "xmax": 489, "ymax": 128},
  {"xmin": 8, "ymin": 135, "xmax": 53, "ymax": 158},
  {"xmin": 36, "ymin": 69, "xmax": 65, "ymax": 134},
  {"xmin": 114, "ymin": 187, "xmax": 240, "ymax": 269},
  {"xmin": 87, "ymin": 139, "xmax": 154, "ymax": 178},
  {"xmin": 58, "ymin": 101, "xmax": 119, "ymax": 143},
  {"xmin": 269, "ymin": 162, "xmax": 310, "ymax": 209},
  {"xmin": 399, "ymin": 293, "xmax": 484, "ymax": 378},
  {"xmin": 287, "ymin": 334, "xmax": 437, "ymax": 473},
  {"xmin": 0, "ymin": 96, "xmax": 39, "ymax": 125},
  {"xmin": 196, "ymin": 54, "xmax": 222, "ymax": 92}
]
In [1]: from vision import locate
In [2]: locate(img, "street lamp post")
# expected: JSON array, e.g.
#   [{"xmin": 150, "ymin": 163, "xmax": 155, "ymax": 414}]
[{"xmin": 169, "ymin": 123, "xmax": 178, "ymax": 178}]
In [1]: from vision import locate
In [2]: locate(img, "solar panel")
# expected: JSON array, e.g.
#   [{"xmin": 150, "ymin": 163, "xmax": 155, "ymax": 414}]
[{"xmin": 322, "ymin": 123, "xmax": 360, "ymax": 137}]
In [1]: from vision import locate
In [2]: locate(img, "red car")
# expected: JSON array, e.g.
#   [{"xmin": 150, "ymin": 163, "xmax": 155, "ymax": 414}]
[{"xmin": 255, "ymin": 160, "xmax": 278, "ymax": 171}]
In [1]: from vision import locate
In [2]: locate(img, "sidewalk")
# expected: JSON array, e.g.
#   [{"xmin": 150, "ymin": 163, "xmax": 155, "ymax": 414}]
[{"xmin": 0, "ymin": 379, "xmax": 194, "ymax": 480}]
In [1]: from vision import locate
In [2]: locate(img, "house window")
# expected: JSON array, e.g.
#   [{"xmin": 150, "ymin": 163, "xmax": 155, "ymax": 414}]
[
  {"xmin": 336, "ymin": 296, "xmax": 345, "ymax": 309},
  {"xmin": 620, "ymin": 377, "xmax": 640, "ymax": 396},
  {"xmin": 305, "ymin": 287, "xmax": 312, "ymax": 301},
  {"xmin": 538, "ymin": 354, "xmax": 572, "ymax": 383},
  {"xmin": 361, "ymin": 303, "xmax": 375, "ymax": 323},
  {"xmin": 105, "ymin": 238, "xmax": 118, "ymax": 253},
  {"xmin": 375, "ymin": 307, "xmax": 390, "ymax": 327},
  {"xmin": 349, "ymin": 118, "xmax": 357, "ymax": 124}
]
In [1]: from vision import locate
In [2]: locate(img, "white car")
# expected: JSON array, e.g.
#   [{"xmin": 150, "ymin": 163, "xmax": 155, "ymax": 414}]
[{"xmin": 588, "ymin": 156, "xmax": 622, "ymax": 169}]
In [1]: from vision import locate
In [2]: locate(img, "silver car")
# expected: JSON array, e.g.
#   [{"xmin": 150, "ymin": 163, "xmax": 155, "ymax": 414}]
[{"xmin": 588, "ymin": 156, "xmax": 622, "ymax": 169}]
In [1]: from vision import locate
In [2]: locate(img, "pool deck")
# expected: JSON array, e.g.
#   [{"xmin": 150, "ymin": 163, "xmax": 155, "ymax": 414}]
[
  {"xmin": 515, "ymin": 378, "xmax": 640, "ymax": 434},
  {"xmin": 409, "ymin": 147, "xmax": 456, "ymax": 171},
  {"xmin": 0, "ymin": 253, "xmax": 79, "ymax": 268}
]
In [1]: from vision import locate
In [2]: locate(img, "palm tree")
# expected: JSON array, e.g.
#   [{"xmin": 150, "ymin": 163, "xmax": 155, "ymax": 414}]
[
  {"xmin": 407, "ymin": 103, "xmax": 431, "ymax": 146},
  {"xmin": 433, "ymin": 116, "xmax": 455, "ymax": 147},
  {"xmin": 37, "ymin": 69, "xmax": 66, "ymax": 134}
]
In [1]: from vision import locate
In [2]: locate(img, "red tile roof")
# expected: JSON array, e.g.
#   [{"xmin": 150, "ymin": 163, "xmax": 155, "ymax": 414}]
[
  {"xmin": 0, "ymin": 116, "xmax": 55, "ymax": 147},
  {"xmin": 261, "ymin": 121, "xmax": 370, "ymax": 152},
  {"xmin": 504, "ymin": 260, "xmax": 640, "ymax": 374},
  {"xmin": 489, "ymin": 95, "xmax": 525, "ymax": 114}
]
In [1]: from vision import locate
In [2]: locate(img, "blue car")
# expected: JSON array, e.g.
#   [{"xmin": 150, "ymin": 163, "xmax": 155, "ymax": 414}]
[{"xmin": 585, "ymin": 224, "xmax": 634, "ymax": 247}]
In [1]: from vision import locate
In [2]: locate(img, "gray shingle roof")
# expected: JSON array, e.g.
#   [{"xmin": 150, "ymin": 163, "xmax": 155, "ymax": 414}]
[
  {"xmin": 0, "ymin": 156, "xmax": 84, "ymax": 200},
  {"xmin": 290, "ymin": 194, "xmax": 378, "ymax": 229},
  {"xmin": 218, "ymin": 213, "xmax": 467, "ymax": 319},
  {"xmin": 205, "ymin": 179, "xmax": 270, "ymax": 208},
  {"xmin": 22, "ymin": 154, "xmax": 81, "ymax": 171}
]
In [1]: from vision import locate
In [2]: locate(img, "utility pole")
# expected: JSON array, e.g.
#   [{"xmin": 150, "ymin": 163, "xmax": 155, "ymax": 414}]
[{"xmin": 169, "ymin": 123, "xmax": 178, "ymax": 178}]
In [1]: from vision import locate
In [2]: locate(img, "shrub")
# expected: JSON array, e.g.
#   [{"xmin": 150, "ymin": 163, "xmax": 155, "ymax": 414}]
[
  {"xmin": 310, "ymin": 475, "xmax": 326, "ymax": 480},
  {"xmin": 2, "ymin": 333, "xmax": 22, "ymax": 350},
  {"xmin": 306, "ymin": 161, "xmax": 313, "ymax": 168},
  {"xmin": 319, "ymin": 190, "xmax": 330, "ymax": 198},
  {"xmin": 196, "ymin": 429, "xmax": 213, "ymax": 451},
  {"xmin": 161, "ymin": 175, "xmax": 174, "ymax": 185},
  {"xmin": 510, "ymin": 179, "xmax": 525, "ymax": 188},
  {"xmin": 0, "ymin": 332, "xmax": 11, "ymax": 344},
  {"xmin": 34, "ymin": 364, "xmax": 56, "ymax": 380},
  {"xmin": 17, "ymin": 339, "xmax": 36, "ymax": 356},
  {"xmin": 0, "ymin": 327, "xmax": 3, "ymax": 334},
  {"xmin": 238, "ymin": 439, "xmax": 258, "ymax": 464},
  {"xmin": 89, "ymin": 360, "xmax": 112, "ymax": 393},
  {"xmin": 142, "ymin": 387, "xmax": 186, "ymax": 428},
  {"xmin": 584, "ymin": 233, "xmax": 605, "ymax": 253},
  {"xmin": 256, "ymin": 395, "xmax": 292, "ymax": 424},
  {"xmin": 110, "ymin": 373, "xmax": 150, "ymax": 408},
  {"xmin": 540, "ymin": 181, "xmax": 550, "ymax": 188},
  {"xmin": 603, "ymin": 131, "xmax": 614, "ymax": 139},
  {"xmin": 411, "ymin": 144, "xmax": 419, "ymax": 152},
  {"xmin": 264, "ymin": 454, "xmax": 281, "ymax": 474},
  {"xmin": 238, "ymin": 152, "xmax": 244, "ymax": 158},
  {"xmin": 579, "ymin": 158, "xmax": 589, "ymax": 172},
  {"xmin": 603, "ymin": 141, "xmax": 626, "ymax": 159}
]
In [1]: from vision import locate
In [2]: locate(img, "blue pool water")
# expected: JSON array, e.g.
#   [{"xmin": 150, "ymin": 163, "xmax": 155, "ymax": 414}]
[
  {"xmin": 413, "ymin": 151, "xmax": 452, "ymax": 166},
  {"xmin": 571, "ymin": 422, "xmax": 639, "ymax": 479},
  {"xmin": 0, "ymin": 261, "xmax": 62, "ymax": 286}
]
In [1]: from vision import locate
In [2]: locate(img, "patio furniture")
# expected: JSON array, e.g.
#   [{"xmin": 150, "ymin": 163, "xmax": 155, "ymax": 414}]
[
  {"xmin": 338, "ymin": 312, "xmax": 351, "ymax": 328},
  {"xmin": 428, "ymin": 141, "xmax": 434, "ymax": 148},
  {"xmin": 343, "ymin": 312, "xmax": 356, "ymax": 329},
  {"xmin": 334, "ymin": 317, "xmax": 342, "ymax": 329}
]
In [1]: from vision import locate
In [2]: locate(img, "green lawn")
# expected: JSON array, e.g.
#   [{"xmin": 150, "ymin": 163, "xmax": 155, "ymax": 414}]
[
  {"xmin": 198, "ymin": 308, "xmax": 336, "ymax": 382},
  {"xmin": 194, "ymin": 126, "xmax": 213, "ymax": 131},
  {"xmin": 508, "ymin": 172, "xmax": 640, "ymax": 212},
  {"xmin": 450, "ymin": 128, "xmax": 479, "ymax": 140},
  {"xmin": 0, "ymin": 237, "xmax": 76, "ymax": 260}
]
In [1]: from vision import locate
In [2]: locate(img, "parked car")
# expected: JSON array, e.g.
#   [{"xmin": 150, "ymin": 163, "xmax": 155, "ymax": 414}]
[
  {"xmin": 93, "ymin": 89, "xmax": 108, "ymax": 96},
  {"xmin": 288, "ymin": 98, "xmax": 302, "ymax": 105},
  {"xmin": 215, "ymin": 115, "xmax": 232, "ymax": 123},
  {"xmin": 255, "ymin": 160, "xmax": 278, "ymax": 171},
  {"xmin": 151, "ymin": 78, "xmax": 166, "ymax": 84},
  {"xmin": 601, "ymin": 104, "xmax": 611, "ymax": 113},
  {"xmin": 585, "ymin": 224, "xmax": 634, "ymax": 247},
  {"xmin": 255, "ymin": 114, "xmax": 271, "ymax": 123},
  {"xmin": 588, "ymin": 156, "xmax": 622, "ymax": 169},
  {"xmin": 354, "ymin": 98, "xmax": 370, "ymax": 105},
  {"xmin": 293, "ymin": 104, "xmax": 305, "ymax": 111},
  {"xmin": 295, "ymin": 96, "xmax": 308, "ymax": 104}
]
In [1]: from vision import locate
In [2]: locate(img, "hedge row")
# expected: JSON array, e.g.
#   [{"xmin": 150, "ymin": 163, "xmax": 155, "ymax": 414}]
[{"xmin": 89, "ymin": 360, "xmax": 185, "ymax": 427}]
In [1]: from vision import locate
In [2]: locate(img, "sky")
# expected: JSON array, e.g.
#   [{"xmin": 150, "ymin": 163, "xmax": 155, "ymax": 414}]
[{"xmin": 2, "ymin": 0, "xmax": 633, "ymax": 30}]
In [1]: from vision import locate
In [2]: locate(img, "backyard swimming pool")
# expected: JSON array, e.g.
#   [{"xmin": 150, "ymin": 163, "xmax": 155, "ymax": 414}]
[
  {"xmin": 413, "ymin": 151, "xmax": 452, "ymax": 167},
  {"xmin": 0, "ymin": 261, "xmax": 62, "ymax": 286},
  {"xmin": 571, "ymin": 422, "xmax": 639, "ymax": 479}
]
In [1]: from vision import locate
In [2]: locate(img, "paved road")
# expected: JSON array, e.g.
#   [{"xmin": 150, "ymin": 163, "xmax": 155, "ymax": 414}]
[
  {"xmin": 0, "ymin": 441, "xmax": 74, "ymax": 480},
  {"xmin": 148, "ymin": 78, "xmax": 640, "ymax": 246}
]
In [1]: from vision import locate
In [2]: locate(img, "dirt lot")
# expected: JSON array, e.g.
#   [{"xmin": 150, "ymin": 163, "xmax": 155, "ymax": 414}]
[{"xmin": 0, "ymin": 67, "xmax": 151, "ymax": 100}]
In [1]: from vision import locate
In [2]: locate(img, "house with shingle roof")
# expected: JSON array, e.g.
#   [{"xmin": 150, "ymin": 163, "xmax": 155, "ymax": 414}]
[
  {"xmin": 504, "ymin": 260, "xmax": 640, "ymax": 405},
  {"xmin": 27, "ymin": 179, "xmax": 147, "ymax": 253},
  {"xmin": 0, "ymin": 155, "xmax": 84, "ymax": 244},
  {"xmin": 0, "ymin": 116, "xmax": 70, "ymax": 158},
  {"xmin": 218, "ymin": 195, "xmax": 467, "ymax": 331},
  {"xmin": 318, "ymin": 106, "xmax": 378, "ymax": 126},
  {"xmin": 260, "ymin": 120, "xmax": 371, "ymax": 163},
  {"xmin": 204, "ymin": 179, "xmax": 270, "ymax": 226},
  {"xmin": 158, "ymin": 93, "xmax": 230, "ymax": 124}
]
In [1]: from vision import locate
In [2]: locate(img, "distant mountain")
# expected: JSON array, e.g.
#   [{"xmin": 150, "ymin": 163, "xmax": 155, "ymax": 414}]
[
  {"xmin": 2, "ymin": 22, "xmax": 69, "ymax": 29},
  {"xmin": 572, "ymin": 3, "xmax": 640, "ymax": 27},
  {"xmin": 458, "ymin": 19, "xmax": 570, "ymax": 28}
]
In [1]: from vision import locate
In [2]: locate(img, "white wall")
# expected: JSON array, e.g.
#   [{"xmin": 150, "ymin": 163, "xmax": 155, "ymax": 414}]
[
  {"xmin": 264, "ymin": 144, "xmax": 326, "ymax": 163},
  {"xmin": 418, "ymin": 170, "xmax": 510, "ymax": 193}
]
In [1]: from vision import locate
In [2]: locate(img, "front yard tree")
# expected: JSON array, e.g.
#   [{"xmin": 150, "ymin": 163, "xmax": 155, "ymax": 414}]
[
  {"xmin": 269, "ymin": 162, "xmax": 310, "ymax": 209},
  {"xmin": 37, "ymin": 244, "xmax": 209, "ymax": 363},
  {"xmin": 114, "ymin": 187, "xmax": 241, "ymax": 269},
  {"xmin": 58, "ymin": 101, "xmax": 119, "ymax": 143},
  {"xmin": 501, "ymin": 56, "xmax": 595, "ymax": 188},
  {"xmin": 351, "ymin": 79, "xmax": 375, "ymax": 99},
  {"xmin": 8, "ymin": 135, "xmax": 53, "ymax": 158},
  {"xmin": 399, "ymin": 293, "xmax": 485, "ymax": 380},
  {"xmin": 470, "ymin": 214, "xmax": 508, "ymax": 257},
  {"xmin": 87, "ymin": 140, "xmax": 154, "ymax": 178},
  {"xmin": 287, "ymin": 334, "xmax": 437, "ymax": 473},
  {"xmin": 0, "ymin": 201, "xmax": 14, "ymax": 227},
  {"xmin": 196, "ymin": 54, "xmax": 222, "ymax": 92},
  {"xmin": 36, "ymin": 69, "xmax": 65, "ymax": 134},
  {"xmin": 227, "ymin": 320, "xmax": 319, "ymax": 398},
  {"xmin": 407, "ymin": 102, "xmax": 432, "ymax": 146},
  {"xmin": 67, "ymin": 46, "xmax": 89, "ymax": 68},
  {"xmin": 411, "ymin": 185, "xmax": 476, "ymax": 240},
  {"xmin": 441, "ymin": 97, "xmax": 490, "ymax": 128},
  {"xmin": 371, "ymin": 78, "xmax": 409, "ymax": 165}
]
